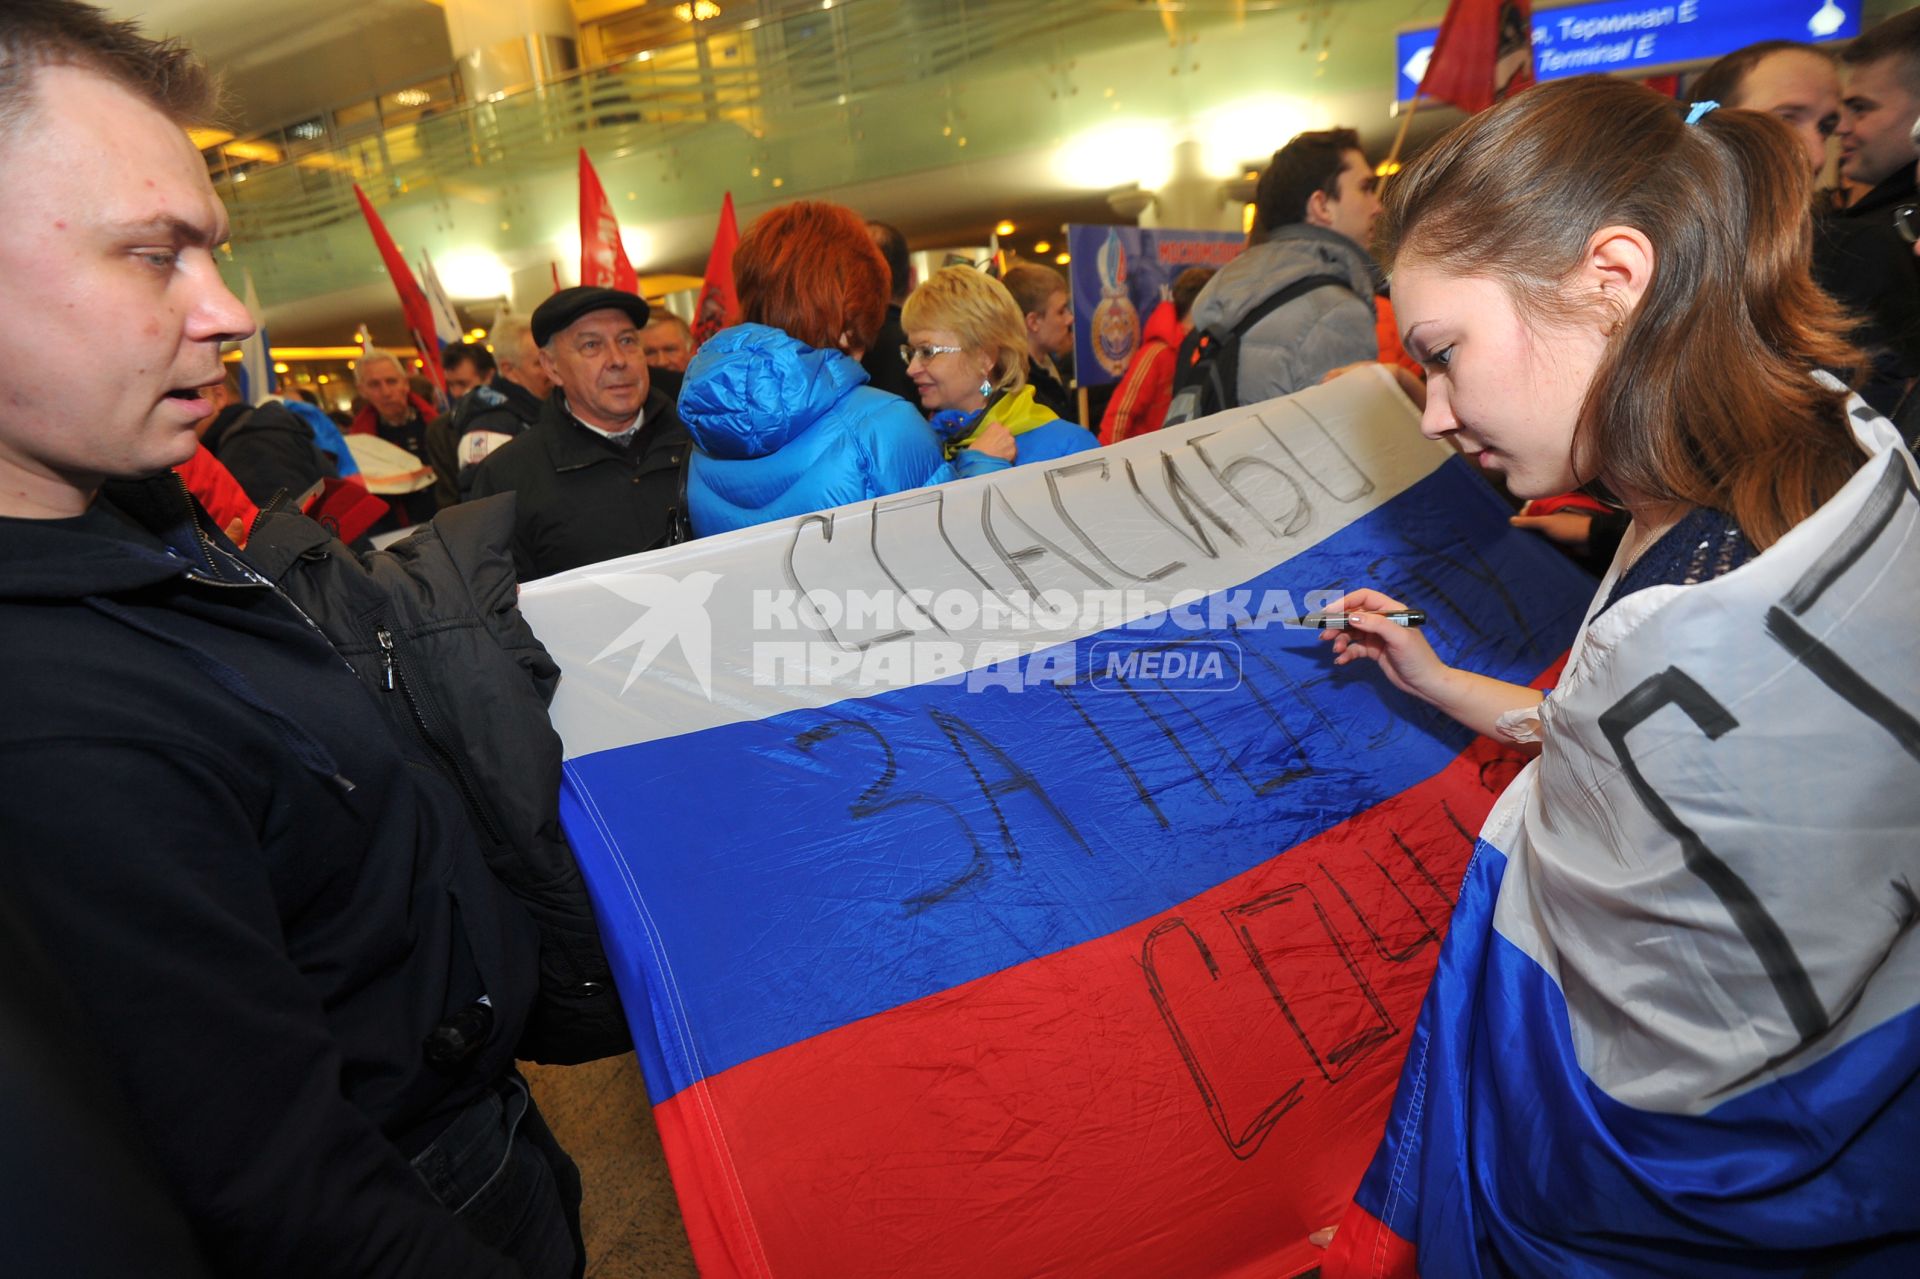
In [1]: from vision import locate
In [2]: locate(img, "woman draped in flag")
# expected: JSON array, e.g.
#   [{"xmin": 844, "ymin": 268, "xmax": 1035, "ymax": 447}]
[{"xmin": 1318, "ymin": 75, "xmax": 1920, "ymax": 1276}]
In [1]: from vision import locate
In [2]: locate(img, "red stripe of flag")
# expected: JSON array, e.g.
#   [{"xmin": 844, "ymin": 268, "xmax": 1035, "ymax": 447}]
[{"xmin": 649, "ymin": 732, "xmax": 1538, "ymax": 1278}]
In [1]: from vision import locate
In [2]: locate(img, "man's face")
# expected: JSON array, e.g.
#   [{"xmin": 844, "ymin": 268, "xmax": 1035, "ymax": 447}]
[
  {"xmin": 1320, "ymin": 149, "xmax": 1384, "ymax": 249},
  {"xmin": 443, "ymin": 358, "xmax": 491, "ymax": 400},
  {"xmin": 1027, "ymin": 289, "xmax": 1073, "ymax": 359},
  {"xmin": 1840, "ymin": 57, "xmax": 1920, "ymax": 188},
  {"xmin": 540, "ymin": 308, "xmax": 649, "ymax": 431},
  {"xmin": 1738, "ymin": 49, "xmax": 1843, "ymax": 173},
  {"xmin": 357, "ymin": 358, "xmax": 412, "ymax": 423},
  {"xmin": 641, "ymin": 320, "xmax": 693, "ymax": 372},
  {"xmin": 0, "ymin": 68, "xmax": 251, "ymax": 516}
]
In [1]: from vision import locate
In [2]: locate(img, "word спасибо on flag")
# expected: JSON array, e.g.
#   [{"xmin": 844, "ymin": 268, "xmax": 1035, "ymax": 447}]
[{"xmin": 517, "ymin": 371, "xmax": 1595, "ymax": 1277}]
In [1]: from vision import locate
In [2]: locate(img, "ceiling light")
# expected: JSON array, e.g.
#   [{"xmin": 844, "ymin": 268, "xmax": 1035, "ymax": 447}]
[
  {"xmin": 1057, "ymin": 120, "xmax": 1174, "ymax": 190},
  {"xmin": 1034, "ymin": 240, "xmax": 1051, "ymax": 254},
  {"xmin": 1055, "ymin": 252, "xmax": 1070, "ymax": 266},
  {"xmin": 433, "ymin": 250, "xmax": 512, "ymax": 299},
  {"xmin": 673, "ymin": 1, "xmax": 721, "ymax": 21},
  {"xmin": 995, "ymin": 220, "xmax": 1015, "ymax": 237}
]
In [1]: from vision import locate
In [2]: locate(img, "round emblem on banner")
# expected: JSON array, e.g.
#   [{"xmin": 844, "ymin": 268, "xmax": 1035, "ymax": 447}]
[{"xmin": 1092, "ymin": 294, "xmax": 1140, "ymax": 377}]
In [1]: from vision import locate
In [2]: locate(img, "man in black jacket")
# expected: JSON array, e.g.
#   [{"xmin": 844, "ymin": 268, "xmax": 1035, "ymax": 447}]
[
  {"xmin": 1686, "ymin": 37, "xmax": 1920, "ymax": 414},
  {"xmin": 469, "ymin": 285, "xmax": 693, "ymax": 579},
  {"xmin": 1833, "ymin": 12, "xmax": 1920, "ymax": 409},
  {"xmin": 0, "ymin": 4, "xmax": 580, "ymax": 1275}
]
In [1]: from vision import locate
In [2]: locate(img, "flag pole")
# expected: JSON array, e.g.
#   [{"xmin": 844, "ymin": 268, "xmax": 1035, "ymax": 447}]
[{"xmin": 1385, "ymin": 93, "xmax": 1424, "ymax": 173}]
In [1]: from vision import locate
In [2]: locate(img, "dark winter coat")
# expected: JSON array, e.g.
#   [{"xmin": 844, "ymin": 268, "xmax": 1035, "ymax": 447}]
[
  {"xmin": 1819, "ymin": 167, "xmax": 1920, "ymax": 414},
  {"xmin": 466, "ymin": 386, "xmax": 691, "ymax": 580},
  {"xmin": 0, "ymin": 473, "xmax": 537, "ymax": 1278},
  {"xmin": 243, "ymin": 492, "xmax": 629, "ymax": 1065}
]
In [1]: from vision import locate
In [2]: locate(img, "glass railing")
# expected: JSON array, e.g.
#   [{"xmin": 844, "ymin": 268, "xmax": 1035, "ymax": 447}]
[{"xmin": 218, "ymin": 0, "xmax": 1439, "ymax": 307}]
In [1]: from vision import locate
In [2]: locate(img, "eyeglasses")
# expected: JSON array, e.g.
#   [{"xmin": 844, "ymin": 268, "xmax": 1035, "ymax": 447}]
[
  {"xmin": 1897, "ymin": 204, "xmax": 1920, "ymax": 245},
  {"xmin": 901, "ymin": 343, "xmax": 963, "ymax": 366}
]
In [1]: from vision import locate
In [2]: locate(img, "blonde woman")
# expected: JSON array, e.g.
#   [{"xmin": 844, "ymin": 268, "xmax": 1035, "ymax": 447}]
[{"xmin": 901, "ymin": 266, "xmax": 1098, "ymax": 478}]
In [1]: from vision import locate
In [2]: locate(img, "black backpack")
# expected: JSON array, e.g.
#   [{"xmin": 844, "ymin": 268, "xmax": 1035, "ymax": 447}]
[{"xmin": 1164, "ymin": 274, "xmax": 1351, "ymax": 426}]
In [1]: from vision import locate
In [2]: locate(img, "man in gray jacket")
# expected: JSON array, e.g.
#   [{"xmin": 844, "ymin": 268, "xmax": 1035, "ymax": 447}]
[{"xmin": 1186, "ymin": 127, "xmax": 1383, "ymax": 406}]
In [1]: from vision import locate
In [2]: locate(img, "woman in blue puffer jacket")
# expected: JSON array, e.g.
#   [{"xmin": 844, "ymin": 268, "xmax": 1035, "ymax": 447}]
[{"xmin": 680, "ymin": 201, "xmax": 1014, "ymax": 537}]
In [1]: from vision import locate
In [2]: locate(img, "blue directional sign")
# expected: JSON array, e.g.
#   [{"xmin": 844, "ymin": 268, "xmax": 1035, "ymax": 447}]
[{"xmin": 1395, "ymin": 0, "xmax": 1859, "ymax": 102}]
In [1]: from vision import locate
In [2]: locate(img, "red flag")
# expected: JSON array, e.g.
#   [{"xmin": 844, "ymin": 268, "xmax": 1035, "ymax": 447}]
[
  {"xmin": 1418, "ymin": 0, "xmax": 1534, "ymax": 115},
  {"xmin": 578, "ymin": 149, "xmax": 639, "ymax": 294},
  {"xmin": 692, "ymin": 192, "xmax": 740, "ymax": 347},
  {"xmin": 352, "ymin": 184, "xmax": 446, "ymax": 394}
]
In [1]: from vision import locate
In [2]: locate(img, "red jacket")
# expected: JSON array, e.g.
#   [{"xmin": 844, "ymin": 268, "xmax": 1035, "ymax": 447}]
[
  {"xmin": 174, "ymin": 443, "xmax": 259, "ymax": 538},
  {"xmin": 348, "ymin": 392, "xmax": 440, "ymax": 437},
  {"xmin": 1098, "ymin": 301, "xmax": 1185, "ymax": 445}
]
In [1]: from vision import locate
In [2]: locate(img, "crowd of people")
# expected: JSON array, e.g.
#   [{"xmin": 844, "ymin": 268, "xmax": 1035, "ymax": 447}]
[{"xmin": 2, "ymin": 0, "xmax": 1918, "ymax": 1274}]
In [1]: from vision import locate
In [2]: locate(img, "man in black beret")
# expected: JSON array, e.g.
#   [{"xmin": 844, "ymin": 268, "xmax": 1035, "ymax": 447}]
[{"xmin": 469, "ymin": 286, "xmax": 696, "ymax": 579}]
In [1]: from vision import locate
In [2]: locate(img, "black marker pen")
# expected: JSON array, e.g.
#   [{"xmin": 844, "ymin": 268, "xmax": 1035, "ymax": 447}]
[{"xmin": 1304, "ymin": 609, "xmax": 1428, "ymax": 629}]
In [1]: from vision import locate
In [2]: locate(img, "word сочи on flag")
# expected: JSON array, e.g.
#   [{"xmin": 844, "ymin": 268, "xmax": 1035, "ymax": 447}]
[{"xmin": 517, "ymin": 370, "xmax": 1596, "ymax": 1278}]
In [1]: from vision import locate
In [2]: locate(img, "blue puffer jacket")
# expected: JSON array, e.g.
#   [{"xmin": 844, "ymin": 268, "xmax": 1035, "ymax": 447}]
[{"xmin": 681, "ymin": 323, "xmax": 953, "ymax": 536}]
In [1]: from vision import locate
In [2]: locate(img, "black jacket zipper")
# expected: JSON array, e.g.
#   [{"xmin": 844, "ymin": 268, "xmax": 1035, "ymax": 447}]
[{"xmin": 375, "ymin": 624, "xmax": 507, "ymax": 846}]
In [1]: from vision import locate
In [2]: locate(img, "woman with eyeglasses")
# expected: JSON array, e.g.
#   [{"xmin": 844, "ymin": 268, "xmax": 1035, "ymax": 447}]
[
  {"xmin": 679, "ymin": 202, "xmax": 1015, "ymax": 537},
  {"xmin": 901, "ymin": 266, "xmax": 1100, "ymax": 478}
]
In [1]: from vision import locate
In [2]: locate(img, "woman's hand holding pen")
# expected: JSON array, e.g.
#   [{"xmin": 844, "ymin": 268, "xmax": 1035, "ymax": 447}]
[
  {"xmin": 1319, "ymin": 589, "xmax": 1451, "ymax": 703},
  {"xmin": 1319, "ymin": 588, "xmax": 1544, "ymax": 741}
]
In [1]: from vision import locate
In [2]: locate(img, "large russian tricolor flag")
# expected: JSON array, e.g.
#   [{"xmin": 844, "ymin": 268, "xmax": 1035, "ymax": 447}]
[
  {"xmin": 517, "ymin": 372, "xmax": 1596, "ymax": 1276},
  {"xmin": 1325, "ymin": 399, "xmax": 1920, "ymax": 1278}
]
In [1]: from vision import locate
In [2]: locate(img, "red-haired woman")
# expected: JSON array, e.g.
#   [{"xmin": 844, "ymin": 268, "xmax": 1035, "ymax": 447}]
[{"xmin": 678, "ymin": 201, "xmax": 1012, "ymax": 536}]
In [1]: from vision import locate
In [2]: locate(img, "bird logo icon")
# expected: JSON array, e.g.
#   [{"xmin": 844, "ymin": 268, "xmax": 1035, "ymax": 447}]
[{"xmin": 587, "ymin": 570, "xmax": 724, "ymax": 699}]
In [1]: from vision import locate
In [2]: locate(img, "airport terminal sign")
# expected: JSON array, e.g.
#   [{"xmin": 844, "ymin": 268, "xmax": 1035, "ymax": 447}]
[{"xmin": 1395, "ymin": 0, "xmax": 1860, "ymax": 102}]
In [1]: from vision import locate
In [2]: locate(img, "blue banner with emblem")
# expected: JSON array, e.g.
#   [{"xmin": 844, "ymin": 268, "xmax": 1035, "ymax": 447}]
[{"xmin": 1065, "ymin": 225, "xmax": 1243, "ymax": 389}]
